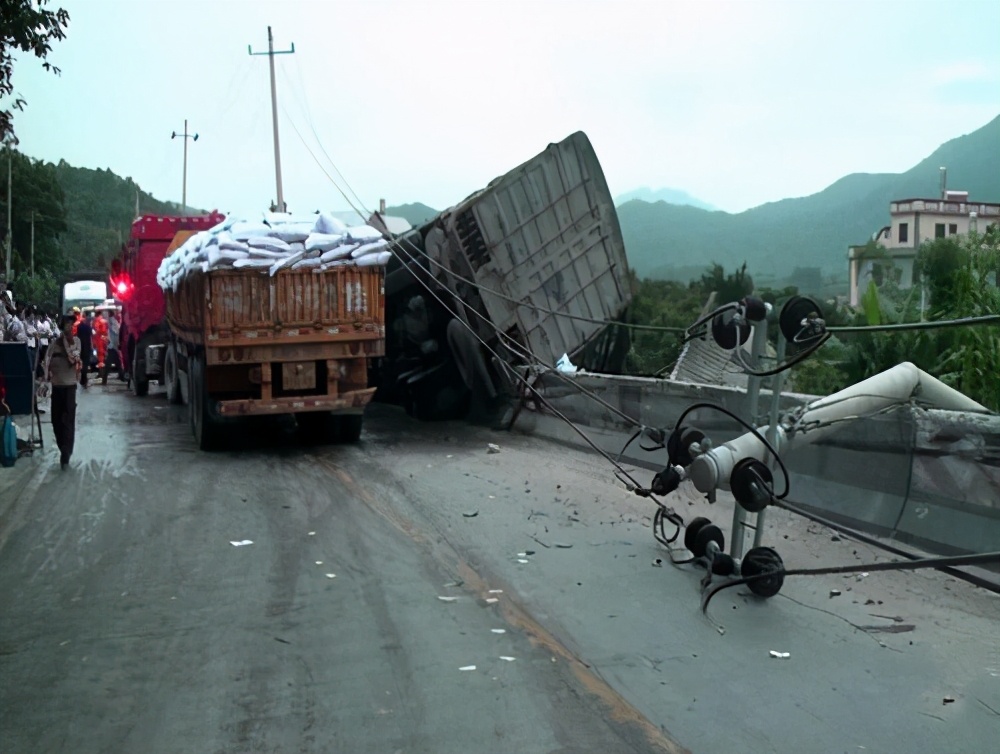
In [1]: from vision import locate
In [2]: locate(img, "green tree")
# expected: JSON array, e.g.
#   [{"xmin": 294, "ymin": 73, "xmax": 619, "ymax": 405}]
[{"xmin": 0, "ymin": 0, "xmax": 70, "ymax": 141}]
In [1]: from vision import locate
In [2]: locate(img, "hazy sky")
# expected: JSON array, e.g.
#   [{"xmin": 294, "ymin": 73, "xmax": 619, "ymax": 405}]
[{"xmin": 10, "ymin": 0, "xmax": 1000, "ymax": 216}]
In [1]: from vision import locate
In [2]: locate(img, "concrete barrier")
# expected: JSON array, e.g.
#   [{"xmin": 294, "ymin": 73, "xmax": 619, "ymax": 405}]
[{"xmin": 516, "ymin": 371, "xmax": 1000, "ymax": 559}]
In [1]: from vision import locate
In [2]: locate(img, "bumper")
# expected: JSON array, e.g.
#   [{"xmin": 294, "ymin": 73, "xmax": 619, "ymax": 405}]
[{"xmin": 215, "ymin": 387, "xmax": 377, "ymax": 417}]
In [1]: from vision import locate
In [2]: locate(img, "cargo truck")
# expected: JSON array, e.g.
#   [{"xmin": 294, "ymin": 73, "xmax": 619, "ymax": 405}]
[
  {"xmin": 111, "ymin": 213, "xmax": 226, "ymax": 397},
  {"xmin": 375, "ymin": 131, "xmax": 632, "ymax": 421},
  {"xmin": 163, "ymin": 264, "xmax": 385, "ymax": 450}
]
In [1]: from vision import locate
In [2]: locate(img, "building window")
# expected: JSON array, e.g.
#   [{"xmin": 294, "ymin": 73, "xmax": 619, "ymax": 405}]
[
  {"xmin": 898, "ymin": 222, "xmax": 909, "ymax": 243},
  {"xmin": 949, "ymin": 224, "xmax": 958, "ymax": 235},
  {"xmin": 935, "ymin": 223, "xmax": 946, "ymax": 239}
]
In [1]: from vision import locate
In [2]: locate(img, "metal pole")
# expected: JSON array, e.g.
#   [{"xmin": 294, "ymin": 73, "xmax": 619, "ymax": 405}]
[
  {"xmin": 182, "ymin": 118, "xmax": 188, "ymax": 215},
  {"xmin": 756, "ymin": 332, "xmax": 788, "ymax": 548},
  {"xmin": 5, "ymin": 145, "xmax": 11, "ymax": 282},
  {"xmin": 730, "ymin": 318, "xmax": 770, "ymax": 560},
  {"xmin": 249, "ymin": 27, "xmax": 294, "ymax": 214},
  {"xmin": 267, "ymin": 27, "xmax": 284, "ymax": 212}
]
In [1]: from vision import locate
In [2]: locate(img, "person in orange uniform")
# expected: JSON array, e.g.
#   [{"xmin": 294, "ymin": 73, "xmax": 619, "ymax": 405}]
[{"xmin": 93, "ymin": 308, "xmax": 108, "ymax": 371}]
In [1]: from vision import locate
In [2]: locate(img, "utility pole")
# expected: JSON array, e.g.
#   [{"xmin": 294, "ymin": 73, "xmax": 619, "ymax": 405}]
[
  {"xmin": 5, "ymin": 142, "xmax": 11, "ymax": 282},
  {"xmin": 171, "ymin": 119, "xmax": 198, "ymax": 215},
  {"xmin": 30, "ymin": 210, "xmax": 34, "ymax": 278},
  {"xmin": 249, "ymin": 26, "xmax": 295, "ymax": 213}
]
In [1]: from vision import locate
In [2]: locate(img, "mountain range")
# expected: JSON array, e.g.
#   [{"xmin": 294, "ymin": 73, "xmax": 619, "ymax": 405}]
[
  {"xmin": 614, "ymin": 187, "xmax": 716, "ymax": 211},
  {"xmin": 39, "ymin": 115, "xmax": 1000, "ymax": 296},
  {"xmin": 617, "ymin": 114, "xmax": 1000, "ymax": 287}
]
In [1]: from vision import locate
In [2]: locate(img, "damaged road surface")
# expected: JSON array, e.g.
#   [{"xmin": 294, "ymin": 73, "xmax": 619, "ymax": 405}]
[{"xmin": 2, "ymin": 387, "xmax": 999, "ymax": 753}]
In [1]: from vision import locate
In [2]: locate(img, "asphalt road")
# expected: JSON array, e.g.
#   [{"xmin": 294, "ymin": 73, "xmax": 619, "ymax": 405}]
[{"xmin": 1, "ymin": 382, "xmax": 998, "ymax": 754}]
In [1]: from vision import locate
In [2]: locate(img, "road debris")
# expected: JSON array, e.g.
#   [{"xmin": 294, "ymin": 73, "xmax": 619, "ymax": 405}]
[
  {"xmin": 487, "ymin": 443, "xmax": 501, "ymax": 454},
  {"xmin": 230, "ymin": 540, "xmax": 253, "ymax": 547},
  {"xmin": 769, "ymin": 651, "xmax": 791, "ymax": 659}
]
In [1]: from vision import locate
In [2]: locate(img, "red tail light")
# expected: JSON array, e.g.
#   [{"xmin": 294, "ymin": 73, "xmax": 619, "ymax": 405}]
[{"xmin": 110, "ymin": 273, "xmax": 133, "ymax": 301}]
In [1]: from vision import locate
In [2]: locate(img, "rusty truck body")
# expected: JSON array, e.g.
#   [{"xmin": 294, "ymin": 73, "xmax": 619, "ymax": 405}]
[{"xmin": 163, "ymin": 265, "xmax": 385, "ymax": 449}]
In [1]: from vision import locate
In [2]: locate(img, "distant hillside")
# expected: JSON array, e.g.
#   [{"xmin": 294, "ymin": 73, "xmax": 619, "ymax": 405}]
[
  {"xmin": 54, "ymin": 161, "xmax": 190, "ymax": 269},
  {"xmin": 386, "ymin": 202, "xmax": 438, "ymax": 227},
  {"xmin": 621, "ymin": 114, "xmax": 1000, "ymax": 289},
  {"xmin": 615, "ymin": 186, "xmax": 717, "ymax": 211}
]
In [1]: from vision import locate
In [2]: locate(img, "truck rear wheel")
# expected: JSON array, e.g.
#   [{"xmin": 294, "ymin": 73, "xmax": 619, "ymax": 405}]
[
  {"xmin": 190, "ymin": 354, "xmax": 223, "ymax": 451},
  {"xmin": 164, "ymin": 344, "xmax": 182, "ymax": 405},
  {"xmin": 132, "ymin": 343, "xmax": 149, "ymax": 397},
  {"xmin": 297, "ymin": 412, "xmax": 363, "ymax": 445},
  {"xmin": 338, "ymin": 414, "xmax": 363, "ymax": 443}
]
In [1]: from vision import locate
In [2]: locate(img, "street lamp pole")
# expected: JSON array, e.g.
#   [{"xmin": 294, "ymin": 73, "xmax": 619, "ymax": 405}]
[{"xmin": 171, "ymin": 120, "xmax": 198, "ymax": 215}]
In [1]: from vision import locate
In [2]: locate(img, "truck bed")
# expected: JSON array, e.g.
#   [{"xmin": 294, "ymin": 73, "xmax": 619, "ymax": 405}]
[
  {"xmin": 164, "ymin": 266, "xmax": 385, "ymax": 419},
  {"xmin": 426, "ymin": 131, "xmax": 631, "ymax": 366},
  {"xmin": 165, "ymin": 266, "xmax": 384, "ymax": 354}
]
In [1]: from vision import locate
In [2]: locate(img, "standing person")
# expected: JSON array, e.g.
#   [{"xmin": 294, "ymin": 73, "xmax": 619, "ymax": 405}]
[
  {"xmin": 93, "ymin": 308, "xmax": 108, "ymax": 373},
  {"xmin": 1, "ymin": 298, "xmax": 27, "ymax": 344},
  {"xmin": 45, "ymin": 314, "xmax": 82, "ymax": 470},
  {"xmin": 76, "ymin": 312, "xmax": 93, "ymax": 389},
  {"xmin": 103, "ymin": 308, "xmax": 123, "ymax": 383},
  {"xmin": 36, "ymin": 309, "xmax": 52, "ymax": 379},
  {"xmin": 23, "ymin": 305, "xmax": 39, "ymax": 374}
]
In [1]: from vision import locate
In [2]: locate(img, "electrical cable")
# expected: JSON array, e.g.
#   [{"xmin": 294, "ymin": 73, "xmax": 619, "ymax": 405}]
[
  {"xmin": 733, "ymin": 332, "xmax": 832, "ymax": 377},
  {"xmin": 671, "ymin": 402, "xmax": 791, "ymax": 499},
  {"xmin": 280, "ymin": 105, "xmax": 663, "ymax": 435},
  {"xmin": 282, "ymin": 113, "xmax": 669, "ymax": 501},
  {"xmin": 827, "ymin": 314, "xmax": 1000, "ymax": 334},
  {"xmin": 700, "ymin": 550, "xmax": 1000, "ymax": 615},
  {"xmin": 769, "ymin": 496, "xmax": 1000, "ymax": 594}
]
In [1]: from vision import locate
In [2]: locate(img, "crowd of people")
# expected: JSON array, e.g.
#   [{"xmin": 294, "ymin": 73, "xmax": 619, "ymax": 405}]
[{"xmin": 2, "ymin": 295, "xmax": 124, "ymax": 469}]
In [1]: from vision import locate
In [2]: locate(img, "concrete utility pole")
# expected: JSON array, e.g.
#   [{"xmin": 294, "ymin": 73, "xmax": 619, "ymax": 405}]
[
  {"xmin": 249, "ymin": 26, "xmax": 295, "ymax": 213},
  {"xmin": 5, "ymin": 142, "xmax": 11, "ymax": 282},
  {"xmin": 171, "ymin": 120, "xmax": 198, "ymax": 215}
]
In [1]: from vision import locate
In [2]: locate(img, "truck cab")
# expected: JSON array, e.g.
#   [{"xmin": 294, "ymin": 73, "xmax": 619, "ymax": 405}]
[{"xmin": 112, "ymin": 213, "xmax": 225, "ymax": 396}]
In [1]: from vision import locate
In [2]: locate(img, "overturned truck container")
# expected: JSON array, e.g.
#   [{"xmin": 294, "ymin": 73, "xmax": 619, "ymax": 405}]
[{"xmin": 377, "ymin": 131, "xmax": 633, "ymax": 421}]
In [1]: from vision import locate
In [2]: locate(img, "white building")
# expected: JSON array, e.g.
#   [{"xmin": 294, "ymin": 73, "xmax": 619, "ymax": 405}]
[{"xmin": 848, "ymin": 189, "xmax": 1000, "ymax": 306}]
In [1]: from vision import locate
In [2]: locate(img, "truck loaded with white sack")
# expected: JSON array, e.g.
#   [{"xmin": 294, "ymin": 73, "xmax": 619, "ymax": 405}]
[{"xmin": 156, "ymin": 211, "xmax": 389, "ymax": 449}]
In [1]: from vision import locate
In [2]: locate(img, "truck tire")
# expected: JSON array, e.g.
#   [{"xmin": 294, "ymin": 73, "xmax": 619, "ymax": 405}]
[
  {"xmin": 296, "ymin": 412, "xmax": 338, "ymax": 445},
  {"xmin": 164, "ymin": 344, "xmax": 182, "ymax": 405},
  {"xmin": 337, "ymin": 414, "xmax": 363, "ymax": 443},
  {"xmin": 132, "ymin": 343, "xmax": 149, "ymax": 397},
  {"xmin": 297, "ymin": 413, "xmax": 363, "ymax": 444},
  {"xmin": 189, "ymin": 354, "xmax": 223, "ymax": 451}
]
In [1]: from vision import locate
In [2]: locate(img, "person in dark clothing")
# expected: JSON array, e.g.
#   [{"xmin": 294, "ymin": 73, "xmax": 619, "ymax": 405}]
[
  {"xmin": 76, "ymin": 312, "xmax": 93, "ymax": 388},
  {"xmin": 45, "ymin": 314, "xmax": 81, "ymax": 469}
]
